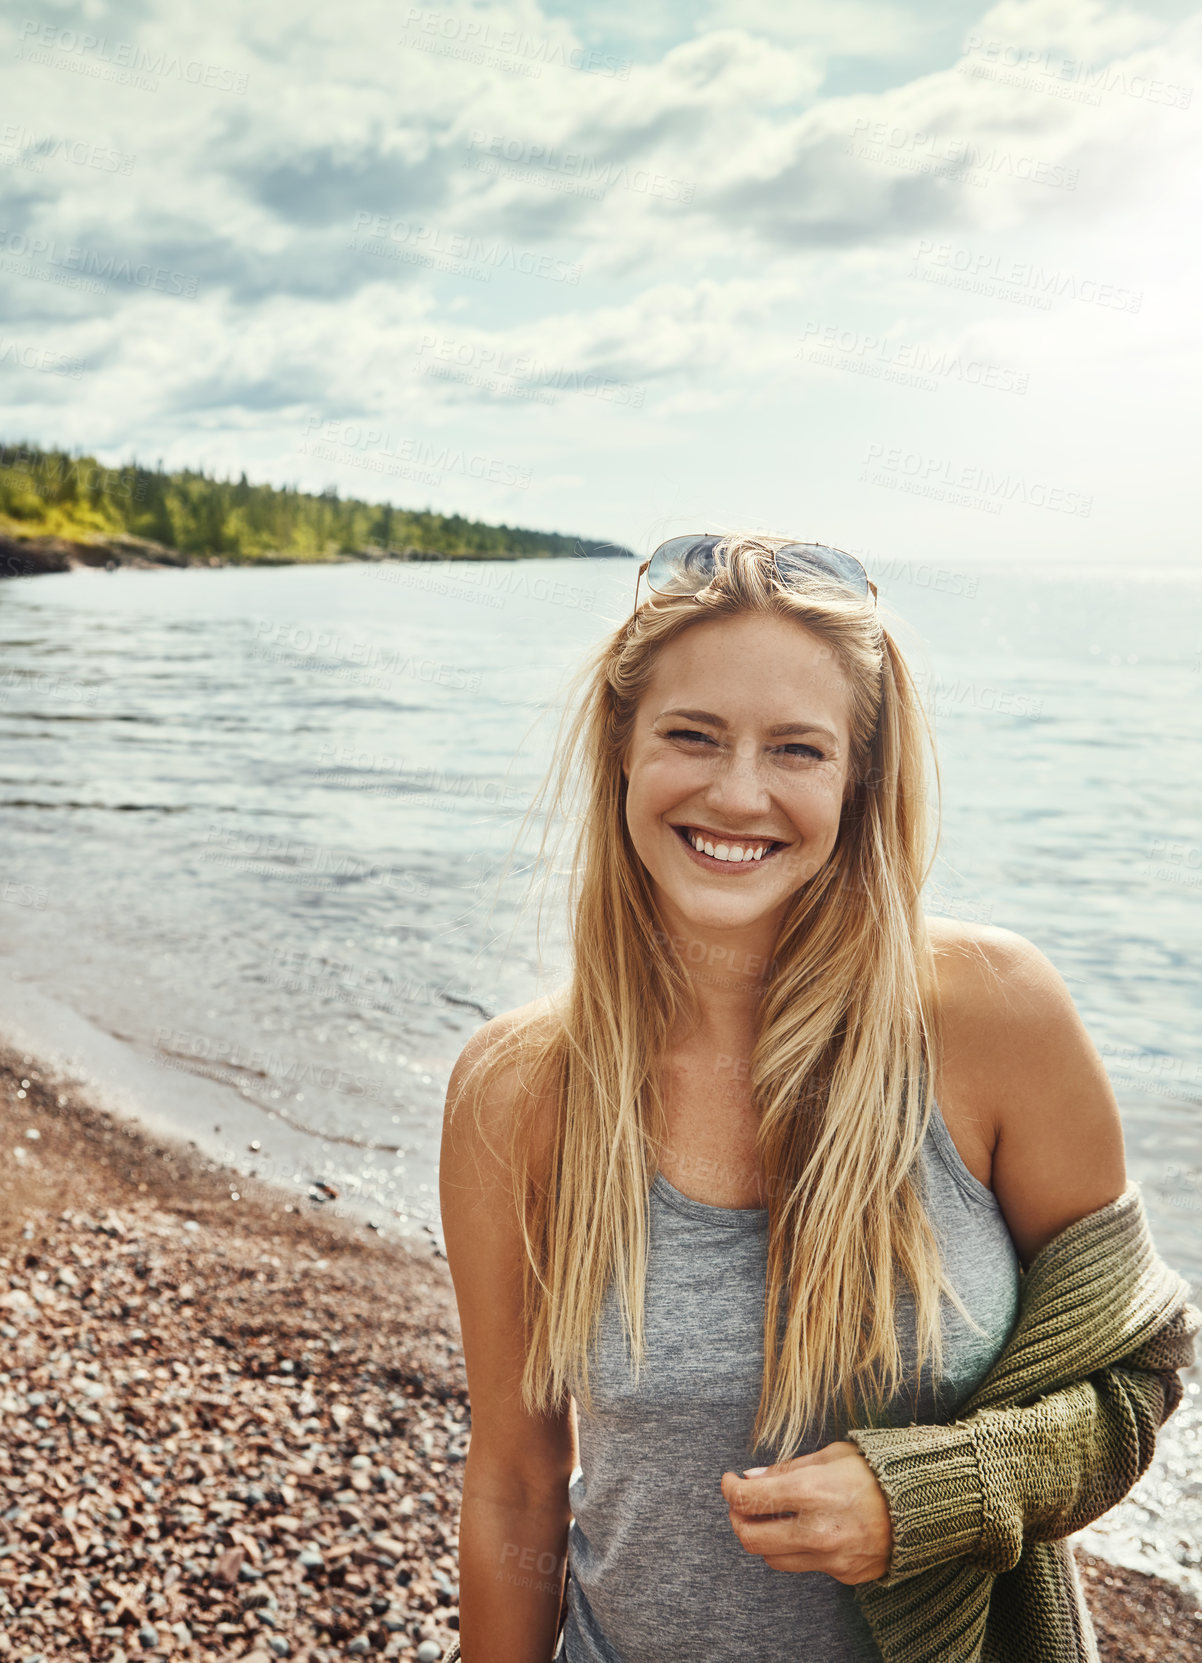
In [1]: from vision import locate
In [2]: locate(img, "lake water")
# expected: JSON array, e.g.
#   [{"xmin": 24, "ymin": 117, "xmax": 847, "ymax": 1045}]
[{"xmin": 1, "ymin": 552, "xmax": 1199, "ymax": 1589}]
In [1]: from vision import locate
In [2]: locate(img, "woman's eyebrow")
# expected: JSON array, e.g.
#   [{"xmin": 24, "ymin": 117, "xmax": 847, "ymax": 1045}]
[{"xmin": 656, "ymin": 708, "xmax": 840, "ymax": 745}]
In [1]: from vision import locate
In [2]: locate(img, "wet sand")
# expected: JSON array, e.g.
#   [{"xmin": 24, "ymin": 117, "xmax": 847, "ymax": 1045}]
[{"xmin": 1, "ymin": 1043, "xmax": 1198, "ymax": 1661}]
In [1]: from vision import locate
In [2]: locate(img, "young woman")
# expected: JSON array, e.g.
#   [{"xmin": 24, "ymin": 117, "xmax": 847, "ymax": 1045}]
[{"xmin": 437, "ymin": 533, "xmax": 1195, "ymax": 1662}]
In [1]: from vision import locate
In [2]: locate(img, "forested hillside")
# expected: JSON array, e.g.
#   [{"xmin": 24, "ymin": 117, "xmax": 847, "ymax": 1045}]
[{"xmin": 0, "ymin": 442, "xmax": 627, "ymax": 562}]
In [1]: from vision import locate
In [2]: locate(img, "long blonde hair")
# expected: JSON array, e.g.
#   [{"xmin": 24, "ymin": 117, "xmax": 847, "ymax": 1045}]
[{"xmin": 456, "ymin": 533, "xmax": 973, "ymax": 1461}]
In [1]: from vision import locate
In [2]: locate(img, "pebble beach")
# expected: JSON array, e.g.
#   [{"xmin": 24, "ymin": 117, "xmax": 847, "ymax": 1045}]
[
  {"xmin": 2, "ymin": 1042, "xmax": 1200, "ymax": 1663},
  {"xmin": 0, "ymin": 1044, "xmax": 465, "ymax": 1663}
]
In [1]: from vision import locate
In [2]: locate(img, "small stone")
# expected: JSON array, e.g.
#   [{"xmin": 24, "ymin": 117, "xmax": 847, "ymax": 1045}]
[
  {"xmin": 213, "ymin": 1545, "xmax": 244, "ymax": 1583},
  {"xmin": 267, "ymin": 1641, "xmax": 291, "ymax": 1659},
  {"xmin": 417, "ymin": 1644, "xmax": 442, "ymax": 1662},
  {"xmin": 347, "ymin": 1640, "xmax": 371, "ymax": 1657},
  {"xmin": 137, "ymin": 1624, "xmax": 159, "ymax": 1650},
  {"xmin": 298, "ymin": 1548, "xmax": 324, "ymax": 1572}
]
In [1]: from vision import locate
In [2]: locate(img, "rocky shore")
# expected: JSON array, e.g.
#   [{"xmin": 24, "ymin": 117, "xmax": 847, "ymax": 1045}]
[
  {"xmin": 0, "ymin": 532, "xmax": 400, "ymax": 576},
  {"xmin": 0, "ymin": 532, "xmax": 569, "ymax": 577},
  {"xmin": 1, "ymin": 1043, "xmax": 1199, "ymax": 1662},
  {"xmin": 0, "ymin": 1044, "xmax": 465, "ymax": 1662}
]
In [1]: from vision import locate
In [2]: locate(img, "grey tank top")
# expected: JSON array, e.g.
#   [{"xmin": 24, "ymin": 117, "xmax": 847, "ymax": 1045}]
[{"xmin": 562, "ymin": 1101, "xmax": 1021, "ymax": 1663}]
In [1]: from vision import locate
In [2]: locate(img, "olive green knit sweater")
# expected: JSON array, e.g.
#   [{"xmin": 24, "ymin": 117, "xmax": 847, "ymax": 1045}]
[
  {"xmin": 442, "ymin": 1181, "xmax": 1198, "ymax": 1663},
  {"xmin": 845, "ymin": 1180, "xmax": 1199, "ymax": 1663}
]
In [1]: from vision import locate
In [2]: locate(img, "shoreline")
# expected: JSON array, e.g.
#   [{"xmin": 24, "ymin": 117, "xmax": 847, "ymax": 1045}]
[
  {"xmin": 1, "ymin": 1043, "xmax": 1200, "ymax": 1661},
  {"xmin": 0, "ymin": 529, "xmax": 629, "ymax": 578}
]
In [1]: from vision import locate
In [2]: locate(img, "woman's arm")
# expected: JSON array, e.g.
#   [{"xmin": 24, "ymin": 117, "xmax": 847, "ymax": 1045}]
[
  {"xmin": 848, "ymin": 1302, "xmax": 1199, "ymax": 1582},
  {"xmin": 440, "ymin": 1009, "xmax": 576, "ymax": 1662},
  {"xmin": 848, "ymin": 925, "xmax": 1199, "ymax": 1582}
]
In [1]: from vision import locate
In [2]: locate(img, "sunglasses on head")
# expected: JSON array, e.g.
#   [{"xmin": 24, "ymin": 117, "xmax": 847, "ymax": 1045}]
[{"xmin": 632, "ymin": 535, "xmax": 877, "ymax": 612}]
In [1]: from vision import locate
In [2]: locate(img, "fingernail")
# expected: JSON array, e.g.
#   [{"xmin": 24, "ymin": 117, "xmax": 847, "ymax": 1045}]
[{"xmin": 743, "ymin": 1466, "xmax": 767, "ymax": 1477}]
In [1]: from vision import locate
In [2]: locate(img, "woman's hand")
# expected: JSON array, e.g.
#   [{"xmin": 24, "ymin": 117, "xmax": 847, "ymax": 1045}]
[{"xmin": 720, "ymin": 1441, "xmax": 893, "ymax": 1585}]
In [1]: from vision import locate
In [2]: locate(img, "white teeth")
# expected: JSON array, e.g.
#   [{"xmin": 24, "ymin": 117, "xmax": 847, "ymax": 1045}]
[{"xmin": 686, "ymin": 829, "xmax": 772, "ymax": 862}]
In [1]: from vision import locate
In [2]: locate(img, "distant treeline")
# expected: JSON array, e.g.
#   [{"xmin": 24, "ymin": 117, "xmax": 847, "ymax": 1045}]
[{"xmin": 0, "ymin": 442, "xmax": 630, "ymax": 562}]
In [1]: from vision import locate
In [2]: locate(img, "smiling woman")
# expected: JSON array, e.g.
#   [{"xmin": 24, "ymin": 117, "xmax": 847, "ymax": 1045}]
[{"xmin": 437, "ymin": 533, "xmax": 1198, "ymax": 1663}]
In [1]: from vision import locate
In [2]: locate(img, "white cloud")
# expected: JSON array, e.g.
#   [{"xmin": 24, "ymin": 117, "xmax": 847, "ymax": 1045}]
[
  {"xmin": 703, "ymin": 0, "xmax": 931, "ymax": 59},
  {"xmin": 966, "ymin": 0, "xmax": 1165, "ymax": 58},
  {"xmin": 2, "ymin": 0, "xmax": 1200, "ymax": 554}
]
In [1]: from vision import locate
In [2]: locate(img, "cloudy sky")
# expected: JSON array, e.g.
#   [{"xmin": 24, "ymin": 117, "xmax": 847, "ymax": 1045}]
[{"xmin": 2, "ymin": 0, "xmax": 1200, "ymax": 561}]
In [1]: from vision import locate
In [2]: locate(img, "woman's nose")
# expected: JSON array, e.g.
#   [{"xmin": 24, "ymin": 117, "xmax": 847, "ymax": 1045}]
[{"xmin": 703, "ymin": 744, "xmax": 773, "ymax": 813}]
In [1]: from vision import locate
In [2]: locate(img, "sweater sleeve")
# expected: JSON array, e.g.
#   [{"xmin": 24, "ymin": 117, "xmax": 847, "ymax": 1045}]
[{"xmin": 846, "ymin": 1302, "xmax": 1200, "ymax": 1586}]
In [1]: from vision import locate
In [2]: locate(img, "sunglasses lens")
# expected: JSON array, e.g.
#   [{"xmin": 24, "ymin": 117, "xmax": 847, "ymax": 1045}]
[
  {"xmin": 646, "ymin": 535, "xmax": 723, "ymax": 595},
  {"xmin": 774, "ymin": 543, "xmax": 870, "ymax": 598}
]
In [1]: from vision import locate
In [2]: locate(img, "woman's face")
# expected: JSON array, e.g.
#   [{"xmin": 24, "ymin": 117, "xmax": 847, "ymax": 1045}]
[{"xmin": 622, "ymin": 612, "xmax": 855, "ymax": 943}]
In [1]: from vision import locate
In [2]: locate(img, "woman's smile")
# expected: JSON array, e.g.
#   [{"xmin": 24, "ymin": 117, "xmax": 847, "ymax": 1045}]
[{"xmin": 670, "ymin": 822, "xmax": 790, "ymax": 868}]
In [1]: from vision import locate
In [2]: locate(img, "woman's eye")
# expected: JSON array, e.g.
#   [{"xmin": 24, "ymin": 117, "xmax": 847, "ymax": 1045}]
[{"xmin": 663, "ymin": 730, "xmax": 824, "ymax": 760}]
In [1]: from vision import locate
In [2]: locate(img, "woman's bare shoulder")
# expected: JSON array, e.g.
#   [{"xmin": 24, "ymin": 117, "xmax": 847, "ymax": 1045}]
[
  {"xmin": 922, "ymin": 914, "xmax": 1127, "ymax": 1265},
  {"xmin": 452, "ymin": 992, "xmax": 563, "ymax": 1080},
  {"xmin": 445, "ymin": 993, "xmax": 564, "ymax": 1175},
  {"xmin": 925, "ymin": 912, "xmax": 1057, "ymax": 989}
]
